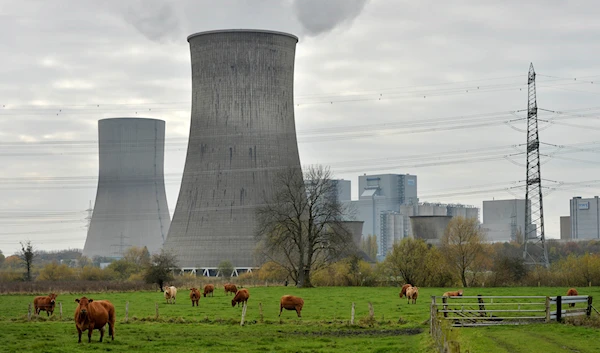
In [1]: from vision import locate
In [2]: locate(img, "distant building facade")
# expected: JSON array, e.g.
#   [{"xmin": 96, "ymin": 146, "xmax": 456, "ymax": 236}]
[
  {"xmin": 570, "ymin": 196, "xmax": 600, "ymax": 240},
  {"xmin": 560, "ymin": 216, "xmax": 571, "ymax": 240},
  {"xmin": 482, "ymin": 199, "xmax": 533, "ymax": 242}
]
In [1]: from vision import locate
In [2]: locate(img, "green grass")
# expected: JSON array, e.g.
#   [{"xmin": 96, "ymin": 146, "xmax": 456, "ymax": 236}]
[{"xmin": 0, "ymin": 286, "xmax": 598, "ymax": 352}]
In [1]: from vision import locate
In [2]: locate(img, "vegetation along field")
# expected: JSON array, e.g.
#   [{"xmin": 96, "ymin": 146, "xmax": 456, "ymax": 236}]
[{"xmin": 0, "ymin": 286, "xmax": 599, "ymax": 352}]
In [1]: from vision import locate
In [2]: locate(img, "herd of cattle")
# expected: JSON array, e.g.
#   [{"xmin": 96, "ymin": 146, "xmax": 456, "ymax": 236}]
[
  {"xmin": 31, "ymin": 285, "xmax": 581, "ymax": 343},
  {"xmin": 32, "ymin": 283, "xmax": 305, "ymax": 343}
]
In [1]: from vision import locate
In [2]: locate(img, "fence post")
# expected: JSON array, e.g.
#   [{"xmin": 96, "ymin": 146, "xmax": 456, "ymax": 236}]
[
  {"xmin": 28, "ymin": 302, "xmax": 32, "ymax": 321},
  {"xmin": 556, "ymin": 296, "xmax": 562, "ymax": 323},
  {"xmin": 477, "ymin": 294, "xmax": 486, "ymax": 317},
  {"xmin": 240, "ymin": 302, "xmax": 247, "ymax": 326},
  {"xmin": 351, "ymin": 302, "xmax": 355, "ymax": 325},
  {"xmin": 259, "ymin": 302, "xmax": 263, "ymax": 323},
  {"xmin": 368, "ymin": 302, "xmax": 374, "ymax": 319},
  {"xmin": 442, "ymin": 296, "xmax": 448, "ymax": 318},
  {"xmin": 545, "ymin": 297, "xmax": 551, "ymax": 323},
  {"xmin": 587, "ymin": 296, "xmax": 593, "ymax": 318},
  {"xmin": 155, "ymin": 303, "xmax": 159, "ymax": 320},
  {"xmin": 125, "ymin": 301, "xmax": 129, "ymax": 322},
  {"xmin": 59, "ymin": 302, "xmax": 63, "ymax": 320}
]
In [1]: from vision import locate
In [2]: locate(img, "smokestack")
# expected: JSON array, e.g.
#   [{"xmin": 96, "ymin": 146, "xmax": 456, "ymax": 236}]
[
  {"xmin": 164, "ymin": 30, "xmax": 303, "ymax": 270},
  {"xmin": 83, "ymin": 118, "xmax": 171, "ymax": 258}
]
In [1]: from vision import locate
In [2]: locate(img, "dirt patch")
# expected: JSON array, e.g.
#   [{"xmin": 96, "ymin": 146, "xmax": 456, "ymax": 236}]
[{"xmin": 291, "ymin": 328, "xmax": 423, "ymax": 337}]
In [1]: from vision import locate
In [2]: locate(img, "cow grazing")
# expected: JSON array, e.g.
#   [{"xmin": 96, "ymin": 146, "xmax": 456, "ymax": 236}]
[
  {"xmin": 224, "ymin": 283, "xmax": 238, "ymax": 296},
  {"xmin": 399, "ymin": 284, "xmax": 412, "ymax": 299},
  {"xmin": 567, "ymin": 288, "xmax": 579, "ymax": 308},
  {"xmin": 279, "ymin": 295, "xmax": 304, "ymax": 318},
  {"xmin": 164, "ymin": 286, "xmax": 177, "ymax": 304},
  {"xmin": 203, "ymin": 284, "xmax": 215, "ymax": 297},
  {"xmin": 406, "ymin": 286, "xmax": 419, "ymax": 304},
  {"xmin": 231, "ymin": 288, "xmax": 250, "ymax": 307},
  {"xmin": 443, "ymin": 289, "xmax": 464, "ymax": 297},
  {"xmin": 189, "ymin": 288, "xmax": 200, "ymax": 307},
  {"xmin": 74, "ymin": 297, "xmax": 115, "ymax": 343},
  {"xmin": 34, "ymin": 293, "xmax": 58, "ymax": 316}
]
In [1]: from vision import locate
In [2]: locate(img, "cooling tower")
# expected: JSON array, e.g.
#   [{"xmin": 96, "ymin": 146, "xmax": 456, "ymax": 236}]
[
  {"xmin": 83, "ymin": 118, "xmax": 171, "ymax": 258},
  {"xmin": 164, "ymin": 30, "xmax": 302, "ymax": 269}
]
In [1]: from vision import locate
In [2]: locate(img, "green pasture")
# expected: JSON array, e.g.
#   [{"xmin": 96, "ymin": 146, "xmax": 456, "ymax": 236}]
[{"xmin": 0, "ymin": 286, "xmax": 598, "ymax": 352}]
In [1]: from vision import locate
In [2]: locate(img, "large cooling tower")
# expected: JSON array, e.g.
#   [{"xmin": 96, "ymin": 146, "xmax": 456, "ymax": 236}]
[
  {"xmin": 164, "ymin": 30, "xmax": 302, "ymax": 269},
  {"xmin": 83, "ymin": 118, "xmax": 171, "ymax": 258}
]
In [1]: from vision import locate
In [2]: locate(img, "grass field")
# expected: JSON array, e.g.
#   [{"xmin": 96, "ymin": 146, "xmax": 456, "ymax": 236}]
[{"xmin": 0, "ymin": 286, "xmax": 598, "ymax": 352}]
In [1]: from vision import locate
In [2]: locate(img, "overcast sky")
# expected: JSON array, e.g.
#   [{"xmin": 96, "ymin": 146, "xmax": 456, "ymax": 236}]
[{"xmin": 2, "ymin": 0, "xmax": 600, "ymax": 256}]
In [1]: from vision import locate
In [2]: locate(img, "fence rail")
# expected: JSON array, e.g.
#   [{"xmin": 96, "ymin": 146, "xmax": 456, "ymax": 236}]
[{"xmin": 431, "ymin": 294, "xmax": 593, "ymax": 327}]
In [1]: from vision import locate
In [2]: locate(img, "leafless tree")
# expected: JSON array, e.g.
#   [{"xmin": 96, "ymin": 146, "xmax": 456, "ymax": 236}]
[{"xmin": 255, "ymin": 165, "xmax": 354, "ymax": 288}]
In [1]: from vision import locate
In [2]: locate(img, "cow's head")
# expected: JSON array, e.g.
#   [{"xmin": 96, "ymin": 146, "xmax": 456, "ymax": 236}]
[
  {"xmin": 457, "ymin": 290, "xmax": 464, "ymax": 296},
  {"xmin": 75, "ymin": 297, "xmax": 94, "ymax": 315},
  {"xmin": 49, "ymin": 293, "xmax": 57, "ymax": 303},
  {"xmin": 231, "ymin": 298, "xmax": 237, "ymax": 307}
]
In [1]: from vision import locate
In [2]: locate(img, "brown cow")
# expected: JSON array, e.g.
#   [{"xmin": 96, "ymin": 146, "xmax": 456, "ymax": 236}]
[
  {"xmin": 74, "ymin": 297, "xmax": 115, "ymax": 343},
  {"xmin": 406, "ymin": 286, "xmax": 419, "ymax": 304},
  {"xmin": 279, "ymin": 295, "xmax": 304, "ymax": 317},
  {"xmin": 231, "ymin": 288, "xmax": 250, "ymax": 307},
  {"xmin": 443, "ymin": 289, "xmax": 464, "ymax": 297},
  {"xmin": 399, "ymin": 284, "xmax": 412, "ymax": 299},
  {"xmin": 203, "ymin": 284, "xmax": 215, "ymax": 297},
  {"xmin": 34, "ymin": 293, "xmax": 58, "ymax": 316},
  {"xmin": 190, "ymin": 288, "xmax": 200, "ymax": 307},
  {"xmin": 567, "ymin": 288, "xmax": 578, "ymax": 308},
  {"xmin": 224, "ymin": 283, "xmax": 238, "ymax": 296}
]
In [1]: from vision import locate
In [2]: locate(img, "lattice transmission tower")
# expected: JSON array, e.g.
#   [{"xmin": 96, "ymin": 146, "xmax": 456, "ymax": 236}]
[{"xmin": 523, "ymin": 63, "xmax": 550, "ymax": 268}]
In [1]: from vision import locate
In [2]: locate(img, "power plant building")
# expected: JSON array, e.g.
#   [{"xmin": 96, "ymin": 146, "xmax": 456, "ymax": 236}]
[
  {"xmin": 570, "ymin": 196, "xmax": 600, "ymax": 239},
  {"xmin": 164, "ymin": 30, "xmax": 303, "ymax": 273},
  {"xmin": 482, "ymin": 199, "xmax": 534, "ymax": 242},
  {"xmin": 83, "ymin": 118, "xmax": 171, "ymax": 259}
]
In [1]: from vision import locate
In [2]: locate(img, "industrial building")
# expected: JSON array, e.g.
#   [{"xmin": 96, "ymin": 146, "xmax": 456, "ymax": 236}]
[
  {"xmin": 164, "ymin": 30, "xmax": 303, "ymax": 274},
  {"xmin": 83, "ymin": 118, "xmax": 171, "ymax": 259},
  {"xmin": 352, "ymin": 174, "xmax": 417, "ymax": 254},
  {"xmin": 570, "ymin": 196, "xmax": 600, "ymax": 240},
  {"xmin": 410, "ymin": 215, "xmax": 453, "ymax": 245},
  {"xmin": 351, "ymin": 173, "xmax": 479, "ymax": 259},
  {"xmin": 481, "ymin": 199, "xmax": 533, "ymax": 242}
]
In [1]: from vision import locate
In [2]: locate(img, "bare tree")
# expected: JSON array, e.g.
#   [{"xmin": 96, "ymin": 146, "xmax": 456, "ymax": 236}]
[
  {"xmin": 255, "ymin": 165, "xmax": 354, "ymax": 288},
  {"xmin": 440, "ymin": 216, "xmax": 487, "ymax": 287},
  {"xmin": 18, "ymin": 240, "xmax": 35, "ymax": 281}
]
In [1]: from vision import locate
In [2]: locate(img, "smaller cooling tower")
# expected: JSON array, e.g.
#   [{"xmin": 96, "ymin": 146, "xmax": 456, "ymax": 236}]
[
  {"xmin": 338, "ymin": 221, "xmax": 365, "ymax": 247},
  {"xmin": 410, "ymin": 215, "xmax": 452, "ymax": 245},
  {"xmin": 83, "ymin": 118, "xmax": 171, "ymax": 259}
]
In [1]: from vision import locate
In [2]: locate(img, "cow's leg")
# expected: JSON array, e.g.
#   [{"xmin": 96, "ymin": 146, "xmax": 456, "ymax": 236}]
[
  {"xmin": 99, "ymin": 327, "xmax": 104, "ymax": 342},
  {"xmin": 77, "ymin": 327, "xmax": 83, "ymax": 343},
  {"xmin": 88, "ymin": 325, "xmax": 93, "ymax": 343},
  {"xmin": 279, "ymin": 305, "xmax": 283, "ymax": 317}
]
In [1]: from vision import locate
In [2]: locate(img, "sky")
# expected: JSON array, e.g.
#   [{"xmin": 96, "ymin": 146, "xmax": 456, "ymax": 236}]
[{"xmin": 2, "ymin": 0, "xmax": 600, "ymax": 256}]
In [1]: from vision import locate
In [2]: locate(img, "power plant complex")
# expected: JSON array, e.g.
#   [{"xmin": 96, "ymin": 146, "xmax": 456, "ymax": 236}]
[
  {"xmin": 83, "ymin": 118, "xmax": 171, "ymax": 259},
  {"xmin": 163, "ymin": 30, "xmax": 303, "ymax": 273},
  {"xmin": 81, "ymin": 31, "xmax": 572, "ymax": 273}
]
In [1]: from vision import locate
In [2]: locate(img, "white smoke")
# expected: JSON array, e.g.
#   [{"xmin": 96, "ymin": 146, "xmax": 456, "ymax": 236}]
[{"xmin": 292, "ymin": 0, "xmax": 370, "ymax": 36}]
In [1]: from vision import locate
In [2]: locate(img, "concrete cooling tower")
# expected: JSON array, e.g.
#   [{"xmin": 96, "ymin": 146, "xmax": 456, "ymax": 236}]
[
  {"xmin": 83, "ymin": 118, "xmax": 171, "ymax": 259},
  {"xmin": 164, "ymin": 30, "xmax": 303, "ymax": 272}
]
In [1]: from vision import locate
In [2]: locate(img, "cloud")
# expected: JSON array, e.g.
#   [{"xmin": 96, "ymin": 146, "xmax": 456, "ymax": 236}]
[
  {"xmin": 120, "ymin": 0, "xmax": 184, "ymax": 43},
  {"xmin": 293, "ymin": 0, "xmax": 370, "ymax": 36}
]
